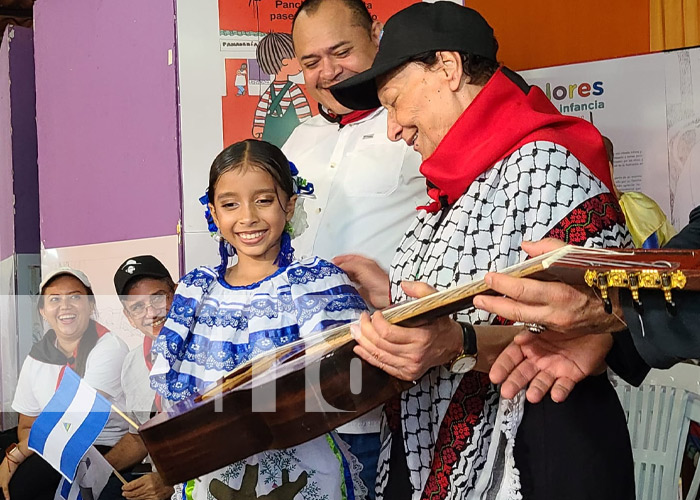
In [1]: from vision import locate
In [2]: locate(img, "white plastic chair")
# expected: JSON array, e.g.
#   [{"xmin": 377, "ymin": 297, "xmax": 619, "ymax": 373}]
[
  {"xmin": 684, "ymin": 394, "xmax": 700, "ymax": 500},
  {"xmin": 611, "ymin": 363, "xmax": 700, "ymax": 500}
]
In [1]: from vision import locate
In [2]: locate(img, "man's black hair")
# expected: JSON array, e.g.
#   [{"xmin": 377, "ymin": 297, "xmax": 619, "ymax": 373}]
[{"xmin": 292, "ymin": 0, "xmax": 373, "ymax": 37}]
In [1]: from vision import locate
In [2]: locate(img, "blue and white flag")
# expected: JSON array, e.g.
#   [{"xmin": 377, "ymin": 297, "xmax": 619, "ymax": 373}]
[
  {"xmin": 28, "ymin": 367, "xmax": 112, "ymax": 481},
  {"xmin": 54, "ymin": 446, "xmax": 113, "ymax": 500}
]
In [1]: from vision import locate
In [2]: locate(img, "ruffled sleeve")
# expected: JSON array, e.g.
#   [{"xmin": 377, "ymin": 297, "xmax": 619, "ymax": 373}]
[
  {"xmin": 150, "ymin": 266, "xmax": 217, "ymax": 401},
  {"xmin": 286, "ymin": 258, "xmax": 368, "ymax": 338}
]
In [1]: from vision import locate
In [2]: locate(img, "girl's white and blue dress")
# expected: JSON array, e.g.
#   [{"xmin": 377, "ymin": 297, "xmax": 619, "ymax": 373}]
[{"xmin": 150, "ymin": 257, "xmax": 369, "ymax": 500}]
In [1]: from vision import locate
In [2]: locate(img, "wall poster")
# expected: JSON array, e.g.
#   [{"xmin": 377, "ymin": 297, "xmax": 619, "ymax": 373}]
[
  {"xmin": 522, "ymin": 47, "xmax": 700, "ymax": 229},
  {"xmin": 177, "ymin": 0, "xmax": 419, "ymax": 270}
]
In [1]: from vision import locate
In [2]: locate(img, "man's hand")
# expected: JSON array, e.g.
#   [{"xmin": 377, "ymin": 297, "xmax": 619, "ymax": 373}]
[
  {"xmin": 473, "ymin": 239, "xmax": 626, "ymax": 336},
  {"xmin": 252, "ymin": 125, "xmax": 264, "ymax": 139},
  {"xmin": 121, "ymin": 473, "xmax": 174, "ymax": 500},
  {"xmin": 489, "ymin": 330, "xmax": 614, "ymax": 403},
  {"xmin": 350, "ymin": 281, "xmax": 462, "ymax": 381},
  {"xmin": 333, "ymin": 254, "xmax": 391, "ymax": 309}
]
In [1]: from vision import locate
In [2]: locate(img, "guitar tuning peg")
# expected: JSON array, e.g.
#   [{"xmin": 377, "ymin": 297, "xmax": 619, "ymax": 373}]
[
  {"xmin": 628, "ymin": 273, "xmax": 643, "ymax": 314},
  {"xmin": 665, "ymin": 297, "xmax": 677, "ymax": 316},
  {"xmin": 661, "ymin": 273, "xmax": 678, "ymax": 316},
  {"xmin": 595, "ymin": 273, "xmax": 613, "ymax": 314},
  {"xmin": 603, "ymin": 297, "xmax": 613, "ymax": 314},
  {"xmin": 633, "ymin": 299, "xmax": 644, "ymax": 315}
]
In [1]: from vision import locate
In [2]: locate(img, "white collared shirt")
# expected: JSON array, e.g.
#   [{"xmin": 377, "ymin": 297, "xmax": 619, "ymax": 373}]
[
  {"xmin": 283, "ymin": 108, "xmax": 426, "ymax": 271},
  {"xmin": 282, "ymin": 108, "xmax": 426, "ymax": 434}
]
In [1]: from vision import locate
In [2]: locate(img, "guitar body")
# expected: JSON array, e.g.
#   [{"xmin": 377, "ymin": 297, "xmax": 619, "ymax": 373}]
[{"xmin": 140, "ymin": 340, "xmax": 412, "ymax": 484}]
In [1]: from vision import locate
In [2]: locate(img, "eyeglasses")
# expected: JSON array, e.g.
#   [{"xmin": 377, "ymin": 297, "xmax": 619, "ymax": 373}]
[{"xmin": 126, "ymin": 292, "xmax": 170, "ymax": 319}]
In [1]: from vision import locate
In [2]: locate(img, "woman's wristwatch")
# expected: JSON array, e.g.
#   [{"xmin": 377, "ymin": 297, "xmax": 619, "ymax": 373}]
[{"xmin": 448, "ymin": 321, "xmax": 478, "ymax": 373}]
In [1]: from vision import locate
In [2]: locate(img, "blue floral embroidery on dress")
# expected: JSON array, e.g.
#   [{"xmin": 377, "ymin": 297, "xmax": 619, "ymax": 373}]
[
  {"xmin": 197, "ymin": 301, "xmax": 249, "ymax": 330},
  {"xmin": 158, "ymin": 326, "xmax": 303, "ymax": 370},
  {"xmin": 194, "ymin": 293, "xmax": 296, "ymax": 330},
  {"xmin": 287, "ymin": 260, "xmax": 344, "ymax": 285},
  {"xmin": 180, "ymin": 267, "xmax": 217, "ymax": 289},
  {"xmin": 152, "ymin": 326, "xmax": 186, "ymax": 365},
  {"xmin": 151, "ymin": 324, "xmax": 303, "ymax": 400},
  {"xmin": 150, "ymin": 370, "xmax": 207, "ymax": 401},
  {"xmin": 250, "ymin": 293, "xmax": 295, "ymax": 317},
  {"xmin": 168, "ymin": 295, "xmax": 200, "ymax": 328},
  {"xmin": 325, "ymin": 294, "xmax": 367, "ymax": 313},
  {"xmin": 151, "ymin": 259, "xmax": 367, "ymax": 404},
  {"xmin": 294, "ymin": 285, "xmax": 368, "ymax": 326}
]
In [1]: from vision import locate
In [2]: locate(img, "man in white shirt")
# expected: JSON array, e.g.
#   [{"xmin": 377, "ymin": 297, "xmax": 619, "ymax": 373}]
[
  {"xmin": 102, "ymin": 255, "xmax": 176, "ymax": 500},
  {"xmin": 283, "ymin": 0, "xmax": 426, "ymax": 496}
]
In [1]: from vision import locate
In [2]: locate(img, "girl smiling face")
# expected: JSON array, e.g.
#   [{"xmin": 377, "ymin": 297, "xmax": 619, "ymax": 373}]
[
  {"xmin": 39, "ymin": 275, "xmax": 94, "ymax": 344},
  {"xmin": 209, "ymin": 165, "xmax": 296, "ymax": 274}
]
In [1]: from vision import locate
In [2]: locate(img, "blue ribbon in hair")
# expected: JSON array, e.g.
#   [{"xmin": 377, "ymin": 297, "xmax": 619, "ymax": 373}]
[
  {"xmin": 199, "ymin": 191, "xmax": 219, "ymax": 234},
  {"xmin": 289, "ymin": 161, "xmax": 314, "ymax": 197}
]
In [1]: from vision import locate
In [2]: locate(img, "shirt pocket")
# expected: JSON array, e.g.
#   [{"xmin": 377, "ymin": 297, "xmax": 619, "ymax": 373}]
[{"xmin": 343, "ymin": 143, "xmax": 404, "ymax": 197}]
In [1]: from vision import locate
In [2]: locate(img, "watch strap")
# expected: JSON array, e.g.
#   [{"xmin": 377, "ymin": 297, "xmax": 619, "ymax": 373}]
[{"xmin": 459, "ymin": 321, "xmax": 478, "ymax": 356}]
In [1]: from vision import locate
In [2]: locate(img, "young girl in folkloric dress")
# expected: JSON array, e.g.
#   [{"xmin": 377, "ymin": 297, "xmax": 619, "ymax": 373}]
[{"xmin": 150, "ymin": 139, "xmax": 368, "ymax": 500}]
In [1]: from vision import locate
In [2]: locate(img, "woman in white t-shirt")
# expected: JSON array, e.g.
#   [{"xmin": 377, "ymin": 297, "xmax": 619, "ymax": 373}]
[{"xmin": 0, "ymin": 268, "xmax": 128, "ymax": 500}]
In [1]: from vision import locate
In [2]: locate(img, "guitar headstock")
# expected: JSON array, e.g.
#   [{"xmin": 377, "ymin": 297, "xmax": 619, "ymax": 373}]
[{"xmin": 547, "ymin": 247, "xmax": 700, "ymax": 315}]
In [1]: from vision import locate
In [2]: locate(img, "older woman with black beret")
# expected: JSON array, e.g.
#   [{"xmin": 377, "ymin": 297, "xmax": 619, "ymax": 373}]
[{"xmin": 331, "ymin": 3, "xmax": 634, "ymax": 499}]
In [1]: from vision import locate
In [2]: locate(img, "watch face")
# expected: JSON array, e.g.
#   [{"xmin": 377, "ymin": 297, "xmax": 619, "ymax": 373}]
[{"xmin": 451, "ymin": 356, "xmax": 477, "ymax": 373}]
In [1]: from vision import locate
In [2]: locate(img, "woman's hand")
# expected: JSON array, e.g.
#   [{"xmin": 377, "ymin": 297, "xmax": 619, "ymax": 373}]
[
  {"xmin": 2, "ymin": 418, "xmax": 35, "ymax": 499},
  {"xmin": 333, "ymin": 254, "xmax": 391, "ymax": 309},
  {"xmin": 122, "ymin": 472, "xmax": 174, "ymax": 500},
  {"xmin": 349, "ymin": 281, "xmax": 463, "ymax": 381},
  {"xmin": 0, "ymin": 455, "xmax": 19, "ymax": 500}
]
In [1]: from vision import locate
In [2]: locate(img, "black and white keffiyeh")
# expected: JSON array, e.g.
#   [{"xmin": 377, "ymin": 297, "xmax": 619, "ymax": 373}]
[{"xmin": 378, "ymin": 141, "xmax": 630, "ymax": 500}]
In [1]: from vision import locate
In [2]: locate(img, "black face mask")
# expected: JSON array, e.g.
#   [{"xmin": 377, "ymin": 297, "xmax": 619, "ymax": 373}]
[{"xmin": 317, "ymin": 103, "xmax": 343, "ymax": 125}]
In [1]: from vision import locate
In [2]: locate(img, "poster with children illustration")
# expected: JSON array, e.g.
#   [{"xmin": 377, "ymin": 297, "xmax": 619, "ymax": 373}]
[
  {"xmin": 176, "ymin": 0, "xmax": 421, "ymax": 271},
  {"xmin": 218, "ymin": 0, "xmax": 417, "ymax": 147},
  {"xmin": 251, "ymin": 32, "xmax": 311, "ymax": 147}
]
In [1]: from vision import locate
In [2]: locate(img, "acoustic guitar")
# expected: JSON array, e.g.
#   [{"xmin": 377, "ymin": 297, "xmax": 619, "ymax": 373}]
[{"xmin": 138, "ymin": 245, "xmax": 699, "ymax": 484}]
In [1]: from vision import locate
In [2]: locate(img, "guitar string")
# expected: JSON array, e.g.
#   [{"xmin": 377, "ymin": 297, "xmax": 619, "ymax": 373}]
[
  {"xmin": 209, "ymin": 251, "xmax": 566, "ymax": 392},
  {"xmin": 591, "ymin": 287, "xmax": 628, "ymax": 329},
  {"xmin": 201, "ymin": 247, "xmax": 685, "ymax": 397}
]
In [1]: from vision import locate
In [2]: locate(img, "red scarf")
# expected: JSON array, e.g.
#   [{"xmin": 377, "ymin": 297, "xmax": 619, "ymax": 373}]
[
  {"xmin": 143, "ymin": 336, "xmax": 155, "ymax": 371},
  {"xmin": 320, "ymin": 104, "xmax": 378, "ymax": 126},
  {"xmin": 339, "ymin": 108, "xmax": 377, "ymax": 126},
  {"xmin": 418, "ymin": 68, "xmax": 613, "ymax": 213}
]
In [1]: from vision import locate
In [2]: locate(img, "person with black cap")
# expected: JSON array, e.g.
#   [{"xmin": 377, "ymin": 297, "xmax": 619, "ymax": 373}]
[
  {"xmin": 331, "ymin": 2, "xmax": 634, "ymax": 499},
  {"xmin": 100, "ymin": 256, "xmax": 176, "ymax": 500}
]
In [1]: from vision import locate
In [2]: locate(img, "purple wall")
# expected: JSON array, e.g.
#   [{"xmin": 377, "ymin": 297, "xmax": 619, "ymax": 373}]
[
  {"xmin": 9, "ymin": 27, "xmax": 38, "ymax": 256},
  {"xmin": 0, "ymin": 27, "xmax": 15, "ymax": 262},
  {"xmin": 34, "ymin": 0, "xmax": 181, "ymax": 249}
]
